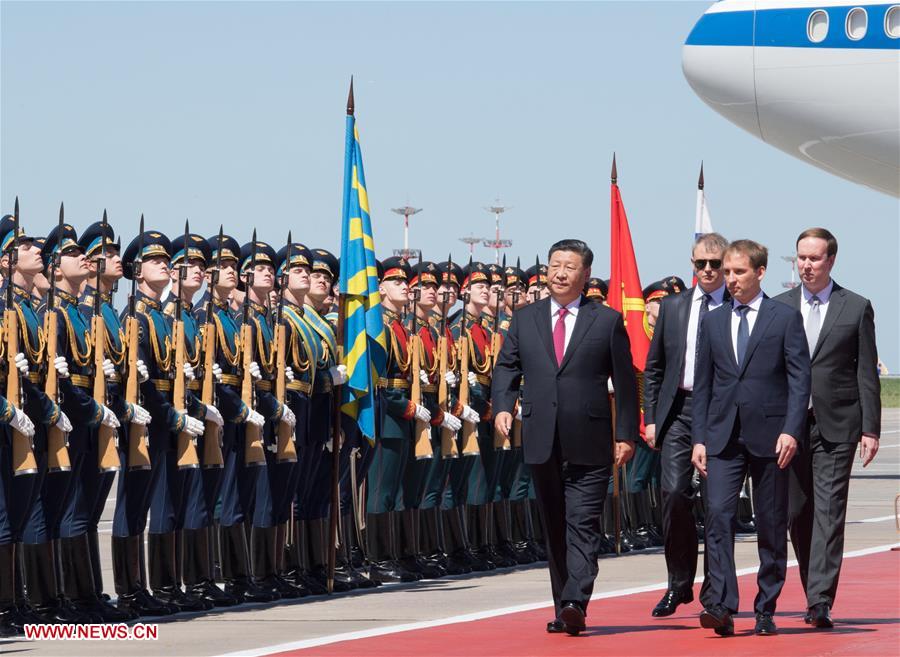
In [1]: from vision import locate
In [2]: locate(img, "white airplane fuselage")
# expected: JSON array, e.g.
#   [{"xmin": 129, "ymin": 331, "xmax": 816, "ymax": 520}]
[{"xmin": 683, "ymin": 1, "xmax": 900, "ymax": 198}]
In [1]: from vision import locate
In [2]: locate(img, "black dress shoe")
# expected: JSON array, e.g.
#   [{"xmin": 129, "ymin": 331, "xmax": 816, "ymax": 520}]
[
  {"xmin": 700, "ymin": 604, "xmax": 734, "ymax": 636},
  {"xmin": 808, "ymin": 603, "xmax": 833, "ymax": 628},
  {"xmin": 559, "ymin": 602, "xmax": 586, "ymax": 636},
  {"xmin": 652, "ymin": 589, "xmax": 693, "ymax": 617},
  {"xmin": 546, "ymin": 619, "xmax": 565, "ymax": 633},
  {"xmin": 755, "ymin": 612, "xmax": 777, "ymax": 635}
]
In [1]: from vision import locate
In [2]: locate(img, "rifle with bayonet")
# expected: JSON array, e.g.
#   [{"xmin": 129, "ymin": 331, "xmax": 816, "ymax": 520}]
[
  {"xmin": 7, "ymin": 198, "xmax": 38, "ymax": 476},
  {"xmin": 510, "ymin": 257, "xmax": 523, "ymax": 449},
  {"xmin": 200, "ymin": 226, "xmax": 225, "ymax": 469},
  {"xmin": 458, "ymin": 258, "xmax": 479, "ymax": 456},
  {"xmin": 492, "ymin": 255, "xmax": 510, "ymax": 450},
  {"xmin": 242, "ymin": 231, "xmax": 267, "ymax": 467},
  {"xmin": 94, "ymin": 210, "xmax": 120, "ymax": 472},
  {"xmin": 409, "ymin": 262, "xmax": 432, "ymax": 460},
  {"xmin": 172, "ymin": 220, "xmax": 200, "ymax": 470},
  {"xmin": 124, "ymin": 216, "xmax": 151, "ymax": 470},
  {"xmin": 273, "ymin": 233, "xmax": 297, "ymax": 464},
  {"xmin": 437, "ymin": 255, "xmax": 459, "ymax": 459},
  {"xmin": 45, "ymin": 203, "xmax": 71, "ymax": 472}
]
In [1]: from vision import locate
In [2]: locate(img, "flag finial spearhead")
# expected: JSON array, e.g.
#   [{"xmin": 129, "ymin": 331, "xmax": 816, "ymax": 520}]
[
  {"xmin": 347, "ymin": 77, "xmax": 355, "ymax": 116},
  {"xmin": 611, "ymin": 153, "xmax": 618, "ymax": 185},
  {"xmin": 698, "ymin": 161, "xmax": 705, "ymax": 190}
]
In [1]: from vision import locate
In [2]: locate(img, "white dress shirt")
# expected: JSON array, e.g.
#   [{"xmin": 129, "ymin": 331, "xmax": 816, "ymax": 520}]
[
  {"xmin": 730, "ymin": 290, "xmax": 764, "ymax": 363},
  {"xmin": 549, "ymin": 296, "xmax": 581, "ymax": 354},
  {"xmin": 799, "ymin": 279, "xmax": 833, "ymax": 328},
  {"xmin": 681, "ymin": 283, "xmax": 727, "ymax": 390}
]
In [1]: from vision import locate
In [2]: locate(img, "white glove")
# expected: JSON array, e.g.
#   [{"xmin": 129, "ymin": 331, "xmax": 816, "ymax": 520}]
[
  {"xmin": 182, "ymin": 414, "xmax": 204, "ymax": 437},
  {"xmin": 212, "ymin": 363, "xmax": 223, "ymax": 383},
  {"xmin": 10, "ymin": 407, "xmax": 35, "ymax": 438},
  {"xmin": 460, "ymin": 405, "xmax": 480, "ymax": 424},
  {"xmin": 54, "ymin": 356, "xmax": 70, "ymax": 379},
  {"xmin": 136, "ymin": 359, "xmax": 149, "ymax": 383},
  {"xmin": 280, "ymin": 405, "xmax": 296, "ymax": 427},
  {"xmin": 55, "ymin": 411, "xmax": 72, "ymax": 433},
  {"xmin": 205, "ymin": 404, "xmax": 224, "ymax": 427},
  {"xmin": 444, "ymin": 371, "xmax": 459, "ymax": 387},
  {"xmin": 183, "ymin": 362, "xmax": 196, "ymax": 382},
  {"xmin": 516, "ymin": 404, "xmax": 523, "ymax": 421},
  {"xmin": 419, "ymin": 370, "xmax": 430, "ymax": 385},
  {"xmin": 440, "ymin": 413, "xmax": 462, "ymax": 433},
  {"xmin": 249, "ymin": 361, "xmax": 262, "ymax": 381},
  {"xmin": 101, "ymin": 405, "xmax": 120, "ymax": 429},
  {"xmin": 467, "ymin": 371, "xmax": 477, "ymax": 387},
  {"xmin": 413, "ymin": 404, "xmax": 432, "ymax": 423},
  {"xmin": 131, "ymin": 403, "xmax": 152, "ymax": 426},
  {"xmin": 328, "ymin": 364, "xmax": 348, "ymax": 386},
  {"xmin": 246, "ymin": 409, "xmax": 265, "ymax": 428},
  {"xmin": 14, "ymin": 353, "xmax": 28, "ymax": 376},
  {"xmin": 102, "ymin": 358, "xmax": 116, "ymax": 378},
  {"xmin": 285, "ymin": 366, "xmax": 295, "ymax": 383}
]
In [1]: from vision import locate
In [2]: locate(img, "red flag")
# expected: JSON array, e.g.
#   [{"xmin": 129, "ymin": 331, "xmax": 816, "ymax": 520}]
[{"xmin": 608, "ymin": 171, "xmax": 651, "ymax": 371}]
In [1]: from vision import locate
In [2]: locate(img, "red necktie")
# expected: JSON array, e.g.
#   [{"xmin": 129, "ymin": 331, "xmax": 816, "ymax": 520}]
[{"xmin": 553, "ymin": 307, "xmax": 568, "ymax": 366}]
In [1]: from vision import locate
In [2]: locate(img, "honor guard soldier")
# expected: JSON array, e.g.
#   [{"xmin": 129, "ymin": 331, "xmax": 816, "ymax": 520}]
[
  {"xmin": 0, "ymin": 211, "xmax": 40, "ymax": 636},
  {"xmin": 238, "ymin": 237, "xmax": 298, "ymax": 600},
  {"xmin": 79, "ymin": 218, "xmax": 152, "ymax": 620},
  {"xmin": 42, "ymin": 223, "xmax": 130, "ymax": 623},
  {"xmin": 495, "ymin": 263, "xmax": 539, "ymax": 565},
  {"xmin": 114, "ymin": 229, "xmax": 203, "ymax": 617},
  {"xmin": 271, "ymin": 242, "xmax": 320, "ymax": 594},
  {"xmin": 197, "ymin": 233, "xmax": 272, "ymax": 604},
  {"xmin": 432, "ymin": 259, "xmax": 477, "ymax": 574},
  {"xmin": 0, "ymin": 215, "xmax": 78, "ymax": 625},
  {"xmin": 164, "ymin": 231, "xmax": 232, "ymax": 609},
  {"xmin": 297, "ymin": 249, "xmax": 347, "ymax": 592},
  {"xmin": 524, "ymin": 262, "xmax": 549, "ymax": 304},
  {"xmin": 400, "ymin": 261, "xmax": 462, "ymax": 579},
  {"xmin": 584, "ymin": 277, "xmax": 609, "ymax": 304},
  {"xmin": 366, "ymin": 256, "xmax": 422, "ymax": 584}
]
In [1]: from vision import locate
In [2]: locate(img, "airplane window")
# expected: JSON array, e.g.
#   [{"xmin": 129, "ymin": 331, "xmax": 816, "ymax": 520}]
[
  {"xmin": 887, "ymin": 6, "xmax": 900, "ymax": 38},
  {"xmin": 846, "ymin": 7, "xmax": 868, "ymax": 40},
  {"xmin": 807, "ymin": 9, "xmax": 829, "ymax": 42}
]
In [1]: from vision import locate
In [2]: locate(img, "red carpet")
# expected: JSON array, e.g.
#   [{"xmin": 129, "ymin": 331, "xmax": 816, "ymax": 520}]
[{"xmin": 276, "ymin": 549, "xmax": 899, "ymax": 657}]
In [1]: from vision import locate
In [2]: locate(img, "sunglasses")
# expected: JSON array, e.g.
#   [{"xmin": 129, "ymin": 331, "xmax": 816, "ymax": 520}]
[{"xmin": 693, "ymin": 259, "xmax": 722, "ymax": 270}]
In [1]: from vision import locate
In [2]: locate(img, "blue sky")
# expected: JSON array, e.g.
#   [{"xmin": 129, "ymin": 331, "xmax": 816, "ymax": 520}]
[{"xmin": 2, "ymin": 1, "xmax": 897, "ymax": 369}]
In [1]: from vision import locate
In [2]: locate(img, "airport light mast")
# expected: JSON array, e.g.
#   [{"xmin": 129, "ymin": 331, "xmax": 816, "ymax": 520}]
[
  {"xmin": 392, "ymin": 205, "xmax": 423, "ymax": 263},
  {"xmin": 482, "ymin": 202, "xmax": 513, "ymax": 264}
]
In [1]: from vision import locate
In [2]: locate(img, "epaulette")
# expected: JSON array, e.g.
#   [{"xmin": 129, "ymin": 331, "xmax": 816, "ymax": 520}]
[{"xmin": 162, "ymin": 301, "xmax": 176, "ymax": 317}]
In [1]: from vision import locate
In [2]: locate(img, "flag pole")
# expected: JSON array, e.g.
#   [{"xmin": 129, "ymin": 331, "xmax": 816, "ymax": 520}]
[
  {"xmin": 327, "ymin": 78, "xmax": 355, "ymax": 593},
  {"xmin": 610, "ymin": 152, "xmax": 621, "ymax": 556}
]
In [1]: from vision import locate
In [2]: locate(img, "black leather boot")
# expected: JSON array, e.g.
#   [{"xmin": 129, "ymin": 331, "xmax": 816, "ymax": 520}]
[
  {"xmin": 509, "ymin": 500, "xmax": 538, "ymax": 564},
  {"xmin": 491, "ymin": 502, "xmax": 519, "ymax": 567},
  {"xmin": 61, "ymin": 534, "xmax": 135, "ymax": 623},
  {"xmin": 86, "ymin": 529, "xmax": 111, "ymax": 602},
  {"xmin": 528, "ymin": 500, "xmax": 548, "ymax": 561},
  {"xmin": 295, "ymin": 520, "xmax": 327, "ymax": 595},
  {"xmin": 419, "ymin": 507, "xmax": 449, "ymax": 577},
  {"xmin": 396, "ymin": 509, "xmax": 425, "ymax": 580},
  {"xmin": 113, "ymin": 535, "xmax": 175, "ymax": 617},
  {"xmin": 366, "ymin": 514, "xmax": 416, "ymax": 584},
  {"xmin": 308, "ymin": 518, "xmax": 353, "ymax": 592},
  {"xmin": 271, "ymin": 523, "xmax": 307, "ymax": 598},
  {"xmin": 340, "ymin": 513, "xmax": 376, "ymax": 589},
  {"xmin": 184, "ymin": 527, "xmax": 238, "ymax": 607},
  {"xmin": 0, "ymin": 542, "xmax": 21, "ymax": 637},
  {"xmin": 149, "ymin": 532, "xmax": 210, "ymax": 612},
  {"xmin": 441, "ymin": 508, "xmax": 472, "ymax": 575},
  {"xmin": 249, "ymin": 526, "xmax": 282, "ymax": 600},
  {"xmin": 23, "ymin": 542, "xmax": 88, "ymax": 624},
  {"xmin": 331, "ymin": 516, "xmax": 361, "ymax": 591},
  {"xmin": 466, "ymin": 505, "xmax": 496, "ymax": 571},
  {"xmin": 220, "ymin": 524, "xmax": 277, "ymax": 604}
]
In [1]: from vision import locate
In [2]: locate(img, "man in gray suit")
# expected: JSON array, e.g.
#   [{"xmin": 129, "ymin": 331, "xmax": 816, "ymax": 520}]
[{"xmin": 775, "ymin": 227, "xmax": 881, "ymax": 629}]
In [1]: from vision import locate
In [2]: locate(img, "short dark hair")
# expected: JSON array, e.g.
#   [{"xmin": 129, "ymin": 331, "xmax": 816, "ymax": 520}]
[
  {"xmin": 693, "ymin": 232, "xmax": 729, "ymax": 255},
  {"xmin": 725, "ymin": 239, "xmax": 768, "ymax": 269},
  {"xmin": 548, "ymin": 239, "xmax": 593, "ymax": 268},
  {"xmin": 796, "ymin": 227, "xmax": 838, "ymax": 257}
]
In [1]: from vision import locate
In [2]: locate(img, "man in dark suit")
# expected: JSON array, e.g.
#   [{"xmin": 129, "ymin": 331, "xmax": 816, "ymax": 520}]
[
  {"xmin": 692, "ymin": 239, "xmax": 810, "ymax": 637},
  {"xmin": 775, "ymin": 228, "xmax": 880, "ymax": 629},
  {"xmin": 492, "ymin": 239, "xmax": 639, "ymax": 636},
  {"xmin": 644, "ymin": 232, "xmax": 729, "ymax": 617}
]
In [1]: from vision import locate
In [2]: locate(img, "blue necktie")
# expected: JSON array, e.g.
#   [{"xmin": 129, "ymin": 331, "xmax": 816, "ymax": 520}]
[
  {"xmin": 695, "ymin": 293, "xmax": 711, "ymax": 363},
  {"xmin": 736, "ymin": 304, "xmax": 750, "ymax": 365}
]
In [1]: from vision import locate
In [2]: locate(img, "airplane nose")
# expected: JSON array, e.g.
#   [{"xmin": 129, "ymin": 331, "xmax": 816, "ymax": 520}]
[{"xmin": 682, "ymin": 6, "xmax": 761, "ymax": 140}]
